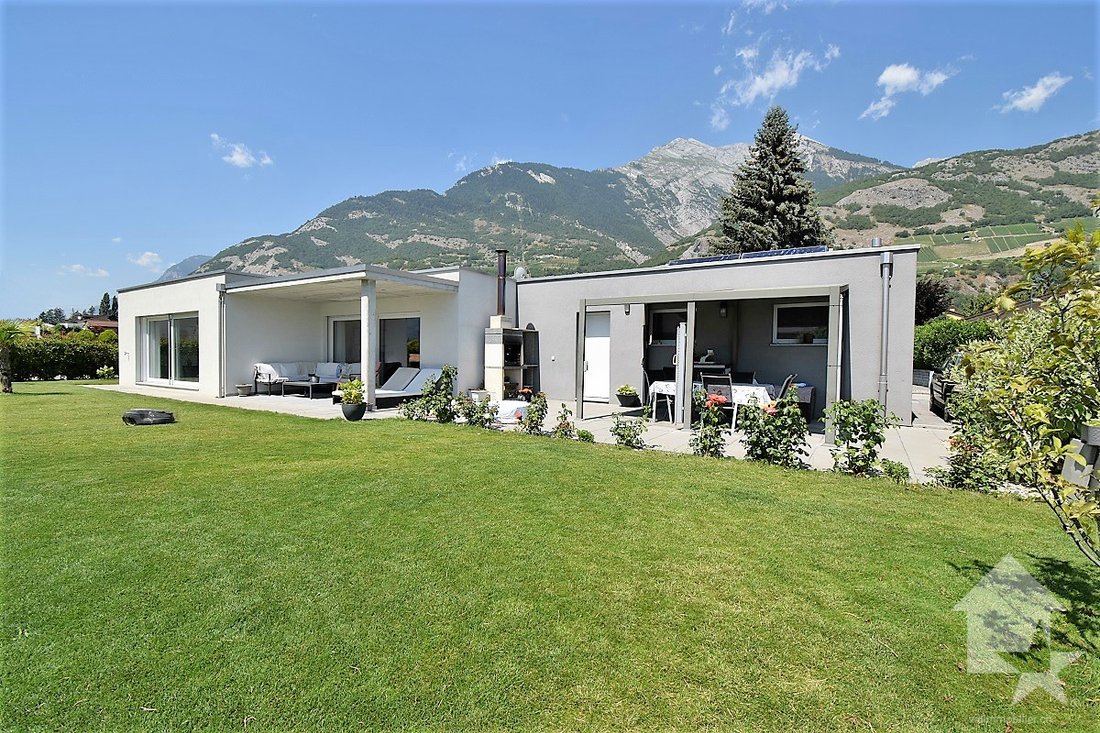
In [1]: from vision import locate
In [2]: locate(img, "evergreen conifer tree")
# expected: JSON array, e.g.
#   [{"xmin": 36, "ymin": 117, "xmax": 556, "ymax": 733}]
[{"xmin": 718, "ymin": 106, "xmax": 832, "ymax": 253}]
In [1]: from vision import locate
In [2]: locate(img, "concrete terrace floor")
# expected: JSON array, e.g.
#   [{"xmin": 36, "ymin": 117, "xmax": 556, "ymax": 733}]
[{"xmin": 93, "ymin": 384, "xmax": 952, "ymax": 482}]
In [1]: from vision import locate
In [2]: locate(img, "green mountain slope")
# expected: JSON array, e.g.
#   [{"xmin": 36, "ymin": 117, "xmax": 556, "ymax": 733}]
[
  {"xmin": 197, "ymin": 137, "xmax": 902, "ymax": 278},
  {"xmin": 650, "ymin": 130, "xmax": 1098, "ymax": 265}
]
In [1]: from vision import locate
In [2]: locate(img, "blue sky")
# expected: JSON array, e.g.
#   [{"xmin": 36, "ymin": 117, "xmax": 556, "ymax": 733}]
[{"xmin": 2, "ymin": 0, "xmax": 1096, "ymax": 317}]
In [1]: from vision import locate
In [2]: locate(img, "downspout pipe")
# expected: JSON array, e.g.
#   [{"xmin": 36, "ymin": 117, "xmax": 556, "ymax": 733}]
[
  {"xmin": 217, "ymin": 284, "xmax": 227, "ymax": 398},
  {"xmin": 876, "ymin": 241, "xmax": 893, "ymax": 411}
]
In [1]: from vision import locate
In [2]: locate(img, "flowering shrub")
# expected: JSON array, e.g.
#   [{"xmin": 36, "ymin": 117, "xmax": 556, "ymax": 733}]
[
  {"xmin": 576, "ymin": 429, "xmax": 595, "ymax": 443},
  {"xmin": 549, "ymin": 403, "xmax": 577, "ymax": 439},
  {"xmin": 399, "ymin": 364, "xmax": 458, "ymax": 422},
  {"xmin": 690, "ymin": 390, "xmax": 730, "ymax": 458},
  {"xmin": 455, "ymin": 392, "xmax": 499, "ymax": 429},
  {"xmin": 825, "ymin": 398, "xmax": 898, "ymax": 475},
  {"xmin": 95, "ymin": 365, "xmax": 117, "ymax": 379},
  {"xmin": 518, "ymin": 392, "xmax": 548, "ymax": 435},
  {"xmin": 610, "ymin": 409, "xmax": 648, "ymax": 449},
  {"xmin": 738, "ymin": 389, "xmax": 808, "ymax": 469}
]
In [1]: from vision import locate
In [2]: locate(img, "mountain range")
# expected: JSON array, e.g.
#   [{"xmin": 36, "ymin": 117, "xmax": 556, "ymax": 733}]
[
  {"xmin": 190, "ymin": 136, "xmax": 901, "ymax": 279},
  {"xmin": 176, "ymin": 131, "xmax": 1096, "ymax": 282}
]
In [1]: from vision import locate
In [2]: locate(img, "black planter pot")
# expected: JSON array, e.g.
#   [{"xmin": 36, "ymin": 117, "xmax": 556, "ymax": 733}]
[
  {"xmin": 342, "ymin": 403, "xmax": 367, "ymax": 421},
  {"xmin": 616, "ymin": 394, "xmax": 640, "ymax": 407}
]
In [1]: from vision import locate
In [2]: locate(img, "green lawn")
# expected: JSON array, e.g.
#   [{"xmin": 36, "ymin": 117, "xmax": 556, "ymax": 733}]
[{"xmin": 2, "ymin": 383, "xmax": 1098, "ymax": 731}]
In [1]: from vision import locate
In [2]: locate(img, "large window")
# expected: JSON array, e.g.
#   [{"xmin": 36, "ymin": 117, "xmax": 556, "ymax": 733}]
[
  {"xmin": 142, "ymin": 313, "xmax": 199, "ymax": 386},
  {"xmin": 331, "ymin": 317, "xmax": 421, "ymax": 366},
  {"xmin": 773, "ymin": 303, "xmax": 829, "ymax": 345}
]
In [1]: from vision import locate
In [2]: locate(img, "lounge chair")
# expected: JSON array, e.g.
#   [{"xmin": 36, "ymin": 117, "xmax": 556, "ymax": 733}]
[{"xmin": 332, "ymin": 367, "xmax": 442, "ymax": 408}]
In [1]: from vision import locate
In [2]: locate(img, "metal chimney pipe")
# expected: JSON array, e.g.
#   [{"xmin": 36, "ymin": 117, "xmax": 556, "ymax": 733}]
[
  {"xmin": 870, "ymin": 237, "xmax": 883, "ymax": 248},
  {"xmin": 495, "ymin": 249, "xmax": 508, "ymax": 316}
]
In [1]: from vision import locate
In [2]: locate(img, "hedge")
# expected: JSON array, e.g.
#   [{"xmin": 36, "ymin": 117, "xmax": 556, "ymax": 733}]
[
  {"xmin": 11, "ymin": 339, "xmax": 119, "ymax": 381},
  {"xmin": 913, "ymin": 317, "xmax": 995, "ymax": 371}
]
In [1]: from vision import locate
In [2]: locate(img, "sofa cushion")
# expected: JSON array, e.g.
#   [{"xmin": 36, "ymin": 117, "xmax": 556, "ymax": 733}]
[
  {"xmin": 254, "ymin": 363, "xmax": 281, "ymax": 382},
  {"xmin": 341, "ymin": 362, "xmax": 362, "ymax": 379},
  {"xmin": 315, "ymin": 362, "xmax": 341, "ymax": 380}
]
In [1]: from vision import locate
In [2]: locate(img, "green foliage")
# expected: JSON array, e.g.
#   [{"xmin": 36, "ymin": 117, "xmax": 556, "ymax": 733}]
[
  {"xmin": 879, "ymin": 459, "xmax": 910, "ymax": 485},
  {"xmin": 925, "ymin": 432, "xmax": 1008, "ymax": 494},
  {"xmin": 10, "ymin": 337, "xmax": 119, "ymax": 381},
  {"xmin": 738, "ymin": 390, "xmax": 809, "ymax": 469},
  {"xmin": 549, "ymin": 403, "xmax": 577, "ymax": 439},
  {"xmin": 913, "ymin": 317, "xmax": 994, "ymax": 370},
  {"xmin": 518, "ymin": 392, "xmax": 549, "ymax": 435},
  {"xmin": 97, "ymin": 329, "xmax": 118, "ymax": 343},
  {"xmin": 610, "ymin": 410, "xmax": 648, "ymax": 449},
  {"xmin": 615, "ymin": 384, "xmax": 638, "ymax": 397},
  {"xmin": 717, "ymin": 106, "xmax": 832, "ymax": 254},
  {"xmin": 951, "ymin": 223, "xmax": 1100, "ymax": 566},
  {"xmin": 400, "ymin": 364, "xmax": 458, "ymax": 422},
  {"xmin": 870, "ymin": 204, "xmax": 947, "ymax": 228},
  {"xmin": 455, "ymin": 393, "xmax": 499, "ymax": 429},
  {"xmin": 825, "ymin": 399, "xmax": 899, "ymax": 476},
  {"xmin": 689, "ymin": 390, "xmax": 730, "ymax": 458},
  {"xmin": 836, "ymin": 213, "xmax": 875, "ymax": 231},
  {"xmin": 576, "ymin": 429, "xmax": 595, "ymax": 443},
  {"xmin": 954, "ymin": 292, "xmax": 998, "ymax": 316},
  {"xmin": 95, "ymin": 365, "xmax": 117, "ymax": 380},
  {"xmin": 915, "ymin": 276, "xmax": 951, "ymax": 325},
  {"xmin": 340, "ymin": 378, "xmax": 365, "ymax": 405}
]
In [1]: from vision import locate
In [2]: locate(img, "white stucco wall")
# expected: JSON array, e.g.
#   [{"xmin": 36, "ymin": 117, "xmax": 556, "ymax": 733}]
[{"xmin": 117, "ymin": 273, "xmax": 231, "ymax": 395}]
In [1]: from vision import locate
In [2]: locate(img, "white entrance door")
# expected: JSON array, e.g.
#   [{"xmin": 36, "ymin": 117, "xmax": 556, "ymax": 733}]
[{"xmin": 583, "ymin": 311, "xmax": 611, "ymax": 402}]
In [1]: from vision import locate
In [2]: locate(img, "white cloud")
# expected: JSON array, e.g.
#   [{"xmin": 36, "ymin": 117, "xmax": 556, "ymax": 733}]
[
  {"xmin": 722, "ymin": 12, "xmax": 737, "ymax": 36},
  {"xmin": 713, "ymin": 64, "xmax": 723, "ymax": 76},
  {"xmin": 61, "ymin": 264, "xmax": 110, "ymax": 277},
  {"xmin": 490, "ymin": 153, "xmax": 512, "ymax": 165},
  {"xmin": 742, "ymin": 0, "xmax": 786, "ymax": 14},
  {"xmin": 736, "ymin": 45, "xmax": 759, "ymax": 66},
  {"xmin": 209, "ymin": 132, "xmax": 274, "ymax": 169},
  {"xmin": 710, "ymin": 105, "xmax": 731, "ymax": 131},
  {"xmin": 111, "ymin": 236, "xmax": 122, "ymax": 243},
  {"xmin": 824, "ymin": 44, "xmax": 840, "ymax": 63},
  {"xmin": 998, "ymin": 72, "xmax": 1071, "ymax": 113},
  {"xmin": 861, "ymin": 62, "xmax": 956, "ymax": 121},
  {"xmin": 453, "ymin": 154, "xmax": 472, "ymax": 172},
  {"xmin": 128, "ymin": 251, "xmax": 163, "ymax": 271}
]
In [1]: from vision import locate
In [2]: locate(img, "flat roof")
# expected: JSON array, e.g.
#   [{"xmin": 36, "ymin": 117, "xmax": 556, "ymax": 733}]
[
  {"xmin": 517, "ymin": 243, "xmax": 921, "ymax": 285},
  {"xmin": 116, "ymin": 269, "xmax": 268, "ymax": 294}
]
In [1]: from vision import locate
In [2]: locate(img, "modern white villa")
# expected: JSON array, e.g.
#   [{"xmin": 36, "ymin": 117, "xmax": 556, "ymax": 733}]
[{"xmin": 118, "ymin": 243, "xmax": 919, "ymax": 424}]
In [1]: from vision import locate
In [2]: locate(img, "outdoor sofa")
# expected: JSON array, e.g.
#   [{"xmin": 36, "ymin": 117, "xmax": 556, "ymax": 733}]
[{"xmin": 253, "ymin": 361, "xmax": 359, "ymax": 395}]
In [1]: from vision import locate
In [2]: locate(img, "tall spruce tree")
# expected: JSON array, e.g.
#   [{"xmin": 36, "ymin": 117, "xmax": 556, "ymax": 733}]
[
  {"xmin": 98, "ymin": 292, "xmax": 111, "ymax": 317},
  {"xmin": 717, "ymin": 106, "xmax": 831, "ymax": 254}
]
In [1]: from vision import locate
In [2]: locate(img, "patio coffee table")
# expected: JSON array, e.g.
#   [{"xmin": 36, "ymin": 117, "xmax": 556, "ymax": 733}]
[{"xmin": 283, "ymin": 380, "xmax": 337, "ymax": 399}]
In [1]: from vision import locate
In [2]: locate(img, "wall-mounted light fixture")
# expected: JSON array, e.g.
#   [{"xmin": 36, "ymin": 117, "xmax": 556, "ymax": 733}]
[
  {"xmin": 624, "ymin": 303, "xmax": 631, "ymax": 315},
  {"xmin": 719, "ymin": 302, "xmax": 728, "ymax": 318}
]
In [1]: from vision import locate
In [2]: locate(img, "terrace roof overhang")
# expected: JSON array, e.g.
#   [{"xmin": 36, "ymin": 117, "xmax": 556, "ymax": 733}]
[{"xmin": 223, "ymin": 265, "xmax": 459, "ymax": 301}]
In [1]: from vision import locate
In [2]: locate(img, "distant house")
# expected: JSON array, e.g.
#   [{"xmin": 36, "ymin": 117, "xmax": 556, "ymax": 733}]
[{"xmin": 83, "ymin": 317, "xmax": 119, "ymax": 334}]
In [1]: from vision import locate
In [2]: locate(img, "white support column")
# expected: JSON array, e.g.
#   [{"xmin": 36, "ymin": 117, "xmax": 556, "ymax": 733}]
[
  {"xmin": 361, "ymin": 279, "xmax": 378, "ymax": 409},
  {"xmin": 825, "ymin": 286, "xmax": 844, "ymax": 441},
  {"xmin": 575, "ymin": 300, "xmax": 587, "ymax": 420}
]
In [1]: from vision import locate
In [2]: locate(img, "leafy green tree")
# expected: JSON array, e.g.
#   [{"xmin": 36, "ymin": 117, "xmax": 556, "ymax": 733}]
[
  {"xmin": 952, "ymin": 223, "xmax": 1100, "ymax": 568},
  {"xmin": 37, "ymin": 307, "xmax": 64, "ymax": 325},
  {"xmin": 717, "ymin": 106, "xmax": 832, "ymax": 254},
  {"xmin": 0, "ymin": 321, "xmax": 25, "ymax": 393},
  {"xmin": 98, "ymin": 292, "xmax": 111, "ymax": 317},
  {"xmin": 914, "ymin": 276, "xmax": 951, "ymax": 324}
]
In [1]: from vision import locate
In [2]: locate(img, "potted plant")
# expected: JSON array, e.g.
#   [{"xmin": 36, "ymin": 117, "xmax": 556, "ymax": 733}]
[
  {"xmin": 615, "ymin": 384, "xmax": 640, "ymax": 407},
  {"xmin": 340, "ymin": 378, "xmax": 367, "ymax": 421},
  {"xmin": 1081, "ymin": 419, "xmax": 1100, "ymax": 447},
  {"xmin": 235, "ymin": 383, "xmax": 252, "ymax": 397}
]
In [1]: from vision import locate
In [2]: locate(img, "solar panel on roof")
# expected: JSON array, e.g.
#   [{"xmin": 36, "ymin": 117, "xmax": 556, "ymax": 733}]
[{"xmin": 668, "ymin": 245, "xmax": 827, "ymax": 267}]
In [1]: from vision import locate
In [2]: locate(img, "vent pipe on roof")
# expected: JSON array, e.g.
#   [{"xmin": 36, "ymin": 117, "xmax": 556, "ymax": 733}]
[
  {"xmin": 871, "ymin": 237, "xmax": 883, "ymax": 248},
  {"xmin": 495, "ymin": 249, "xmax": 508, "ymax": 316}
]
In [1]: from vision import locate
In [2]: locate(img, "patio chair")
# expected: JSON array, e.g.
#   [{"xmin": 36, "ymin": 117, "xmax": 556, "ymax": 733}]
[
  {"xmin": 729, "ymin": 370, "xmax": 755, "ymax": 385},
  {"xmin": 374, "ymin": 367, "xmax": 443, "ymax": 409},
  {"xmin": 332, "ymin": 366, "xmax": 419, "ymax": 405},
  {"xmin": 701, "ymin": 374, "xmax": 737, "ymax": 425},
  {"xmin": 777, "ymin": 373, "xmax": 798, "ymax": 401}
]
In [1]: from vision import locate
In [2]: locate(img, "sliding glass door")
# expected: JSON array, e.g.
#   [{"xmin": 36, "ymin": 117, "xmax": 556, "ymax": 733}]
[{"xmin": 142, "ymin": 313, "xmax": 199, "ymax": 386}]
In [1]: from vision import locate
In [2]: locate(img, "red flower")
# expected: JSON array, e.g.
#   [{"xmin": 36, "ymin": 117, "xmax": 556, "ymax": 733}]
[
  {"xmin": 704, "ymin": 392, "xmax": 729, "ymax": 409},
  {"xmin": 763, "ymin": 402, "xmax": 778, "ymax": 415}
]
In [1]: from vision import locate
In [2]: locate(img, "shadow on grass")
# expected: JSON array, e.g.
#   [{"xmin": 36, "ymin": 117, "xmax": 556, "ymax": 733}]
[
  {"xmin": 5, "ymin": 391, "xmax": 69, "ymax": 397},
  {"xmin": 951, "ymin": 554, "xmax": 1099, "ymax": 653}
]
